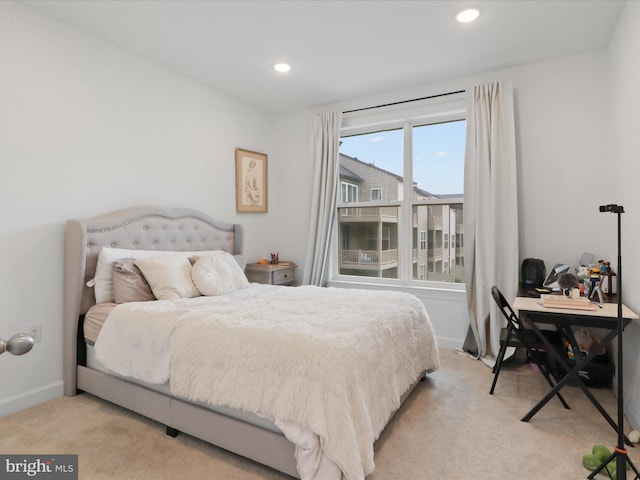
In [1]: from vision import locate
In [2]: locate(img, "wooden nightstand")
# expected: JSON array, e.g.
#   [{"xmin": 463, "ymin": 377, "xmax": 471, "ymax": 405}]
[{"xmin": 245, "ymin": 262, "xmax": 297, "ymax": 286}]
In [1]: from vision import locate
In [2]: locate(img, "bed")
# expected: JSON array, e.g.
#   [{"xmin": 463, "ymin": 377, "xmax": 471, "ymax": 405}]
[{"xmin": 63, "ymin": 206, "xmax": 439, "ymax": 479}]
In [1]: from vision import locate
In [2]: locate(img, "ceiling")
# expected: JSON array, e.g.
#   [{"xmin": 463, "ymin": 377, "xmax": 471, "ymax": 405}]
[{"xmin": 23, "ymin": 0, "xmax": 625, "ymax": 113}]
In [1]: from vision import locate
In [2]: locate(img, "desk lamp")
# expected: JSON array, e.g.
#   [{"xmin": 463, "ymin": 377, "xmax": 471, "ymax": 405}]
[
  {"xmin": 0, "ymin": 333, "xmax": 34, "ymax": 356},
  {"xmin": 588, "ymin": 204, "xmax": 640, "ymax": 480}
]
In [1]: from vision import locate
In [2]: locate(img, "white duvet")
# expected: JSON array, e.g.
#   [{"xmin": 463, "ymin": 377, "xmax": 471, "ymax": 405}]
[{"xmin": 95, "ymin": 284, "xmax": 439, "ymax": 480}]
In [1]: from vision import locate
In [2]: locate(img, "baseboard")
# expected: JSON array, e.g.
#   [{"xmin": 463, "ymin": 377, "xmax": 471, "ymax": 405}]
[
  {"xmin": 437, "ymin": 336, "xmax": 464, "ymax": 350},
  {"xmin": 0, "ymin": 381, "xmax": 63, "ymax": 418}
]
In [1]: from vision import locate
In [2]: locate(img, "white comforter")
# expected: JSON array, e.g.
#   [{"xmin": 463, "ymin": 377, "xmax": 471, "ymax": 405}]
[{"xmin": 95, "ymin": 284, "xmax": 439, "ymax": 479}]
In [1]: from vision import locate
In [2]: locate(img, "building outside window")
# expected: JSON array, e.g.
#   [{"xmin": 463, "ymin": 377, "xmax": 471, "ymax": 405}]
[{"xmin": 335, "ymin": 96, "xmax": 465, "ymax": 285}]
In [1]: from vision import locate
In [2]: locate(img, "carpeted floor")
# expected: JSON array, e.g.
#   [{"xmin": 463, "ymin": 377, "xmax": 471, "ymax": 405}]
[{"xmin": 1, "ymin": 348, "xmax": 638, "ymax": 479}]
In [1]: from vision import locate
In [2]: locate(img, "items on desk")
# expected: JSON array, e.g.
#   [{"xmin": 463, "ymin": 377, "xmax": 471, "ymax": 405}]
[
  {"xmin": 521, "ymin": 258, "xmax": 546, "ymax": 286},
  {"xmin": 543, "ymin": 263, "xmax": 572, "ymax": 290},
  {"xmin": 598, "ymin": 260, "xmax": 617, "ymax": 295},
  {"xmin": 558, "ymin": 272, "xmax": 580, "ymax": 298},
  {"xmin": 577, "ymin": 265, "xmax": 590, "ymax": 279},
  {"xmin": 541, "ymin": 294, "xmax": 598, "ymax": 311}
]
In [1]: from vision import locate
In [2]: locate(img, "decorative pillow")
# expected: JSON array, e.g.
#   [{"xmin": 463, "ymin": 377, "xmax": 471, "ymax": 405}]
[
  {"xmin": 134, "ymin": 256, "xmax": 201, "ymax": 300},
  {"xmin": 189, "ymin": 253, "xmax": 247, "ymax": 271},
  {"xmin": 93, "ymin": 247, "xmax": 222, "ymax": 303},
  {"xmin": 191, "ymin": 251, "xmax": 249, "ymax": 296},
  {"xmin": 112, "ymin": 259, "xmax": 155, "ymax": 303}
]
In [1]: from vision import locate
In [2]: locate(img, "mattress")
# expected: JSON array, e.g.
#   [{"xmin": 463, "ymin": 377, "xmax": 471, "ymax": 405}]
[
  {"xmin": 83, "ymin": 303, "xmax": 116, "ymax": 345},
  {"xmin": 84, "ymin": 300, "xmax": 280, "ymax": 432}
]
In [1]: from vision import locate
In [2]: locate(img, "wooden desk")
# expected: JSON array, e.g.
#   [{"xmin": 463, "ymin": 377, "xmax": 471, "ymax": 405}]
[
  {"xmin": 514, "ymin": 296, "xmax": 638, "ymax": 328},
  {"xmin": 514, "ymin": 296, "xmax": 639, "ymax": 439}
]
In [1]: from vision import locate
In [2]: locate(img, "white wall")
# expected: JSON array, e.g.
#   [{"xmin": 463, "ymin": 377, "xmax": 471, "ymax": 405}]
[
  {"xmin": 0, "ymin": 2, "xmax": 275, "ymax": 416},
  {"xmin": 608, "ymin": 0, "xmax": 640, "ymax": 430}
]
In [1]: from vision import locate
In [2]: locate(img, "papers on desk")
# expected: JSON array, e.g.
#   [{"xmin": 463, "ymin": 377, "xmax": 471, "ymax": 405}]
[{"xmin": 541, "ymin": 294, "xmax": 598, "ymax": 311}]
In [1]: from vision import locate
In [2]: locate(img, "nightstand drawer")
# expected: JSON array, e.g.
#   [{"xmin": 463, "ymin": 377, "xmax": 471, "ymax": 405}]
[{"xmin": 272, "ymin": 268, "xmax": 294, "ymax": 285}]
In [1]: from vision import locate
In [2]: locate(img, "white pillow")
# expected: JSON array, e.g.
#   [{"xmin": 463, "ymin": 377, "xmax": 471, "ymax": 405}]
[
  {"xmin": 191, "ymin": 252, "xmax": 249, "ymax": 296},
  {"xmin": 134, "ymin": 256, "xmax": 201, "ymax": 300},
  {"xmin": 93, "ymin": 247, "xmax": 223, "ymax": 303}
]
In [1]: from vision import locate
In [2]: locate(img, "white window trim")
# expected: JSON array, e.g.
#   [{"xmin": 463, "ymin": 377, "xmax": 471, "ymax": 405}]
[{"xmin": 340, "ymin": 181, "xmax": 358, "ymax": 203}]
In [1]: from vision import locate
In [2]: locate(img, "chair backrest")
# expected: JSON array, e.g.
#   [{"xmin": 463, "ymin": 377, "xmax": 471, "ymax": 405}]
[{"xmin": 491, "ymin": 286, "xmax": 523, "ymax": 330}]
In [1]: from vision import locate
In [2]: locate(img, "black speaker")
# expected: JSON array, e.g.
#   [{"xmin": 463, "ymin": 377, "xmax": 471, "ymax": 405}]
[{"xmin": 521, "ymin": 258, "xmax": 546, "ymax": 286}]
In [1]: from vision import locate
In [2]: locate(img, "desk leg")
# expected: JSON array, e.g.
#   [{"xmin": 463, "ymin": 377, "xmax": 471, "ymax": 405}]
[{"xmin": 521, "ymin": 325, "xmax": 627, "ymax": 442}]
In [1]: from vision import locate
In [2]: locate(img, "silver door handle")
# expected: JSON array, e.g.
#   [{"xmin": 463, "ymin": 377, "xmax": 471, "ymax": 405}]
[{"xmin": 0, "ymin": 333, "xmax": 34, "ymax": 356}]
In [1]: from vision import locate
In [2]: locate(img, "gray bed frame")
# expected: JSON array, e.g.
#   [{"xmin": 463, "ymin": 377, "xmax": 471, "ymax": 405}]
[
  {"xmin": 63, "ymin": 206, "xmax": 425, "ymax": 479},
  {"xmin": 63, "ymin": 206, "xmax": 299, "ymax": 477}
]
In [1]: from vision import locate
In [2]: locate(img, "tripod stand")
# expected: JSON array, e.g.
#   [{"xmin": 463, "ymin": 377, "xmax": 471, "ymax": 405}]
[{"xmin": 588, "ymin": 204, "xmax": 640, "ymax": 480}]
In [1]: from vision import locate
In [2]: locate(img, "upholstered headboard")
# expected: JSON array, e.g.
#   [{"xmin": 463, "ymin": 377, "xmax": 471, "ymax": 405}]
[{"xmin": 63, "ymin": 206, "xmax": 244, "ymax": 396}]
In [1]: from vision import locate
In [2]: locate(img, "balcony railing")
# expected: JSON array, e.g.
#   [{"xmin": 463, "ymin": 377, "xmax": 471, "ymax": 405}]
[
  {"xmin": 340, "ymin": 206, "xmax": 398, "ymax": 222},
  {"xmin": 341, "ymin": 248, "xmax": 398, "ymax": 267},
  {"xmin": 428, "ymin": 215, "xmax": 443, "ymax": 229}
]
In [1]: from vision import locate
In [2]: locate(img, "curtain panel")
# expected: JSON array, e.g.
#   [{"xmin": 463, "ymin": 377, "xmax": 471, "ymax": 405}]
[
  {"xmin": 302, "ymin": 111, "xmax": 342, "ymax": 286},
  {"xmin": 463, "ymin": 81, "xmax": 519, "ymax": 361}
]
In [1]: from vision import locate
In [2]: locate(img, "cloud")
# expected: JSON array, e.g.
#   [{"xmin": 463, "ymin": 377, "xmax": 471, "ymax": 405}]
[
  {"xmin": 436, "ymin": 151, "xmax": 449, "ymax": 157},
  {"xmin": 370, "ymin": 136, "xmax": 385, "ymax": 143}
]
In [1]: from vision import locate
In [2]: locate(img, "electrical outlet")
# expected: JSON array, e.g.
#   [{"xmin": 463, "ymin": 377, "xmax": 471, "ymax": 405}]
[{"xmin": 27, "ymin": 323, "xmax": 41, "ymax": 343}]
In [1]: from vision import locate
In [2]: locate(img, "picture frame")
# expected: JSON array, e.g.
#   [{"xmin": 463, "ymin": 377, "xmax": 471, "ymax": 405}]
[{"xmin": 235, "ymin": 148, "xmax": 268, "ymax": 213}]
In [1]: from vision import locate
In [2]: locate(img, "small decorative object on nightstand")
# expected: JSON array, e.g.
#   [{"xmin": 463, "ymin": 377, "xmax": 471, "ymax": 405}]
[{"xmin": 245, "ymin": 261, "xmax": 296, "ymax": 286}]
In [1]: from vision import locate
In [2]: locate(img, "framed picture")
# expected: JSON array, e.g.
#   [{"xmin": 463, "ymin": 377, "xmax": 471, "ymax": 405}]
[{"xmin": 235, "ymin": 148, "xmax": 268, "ymax": 213}]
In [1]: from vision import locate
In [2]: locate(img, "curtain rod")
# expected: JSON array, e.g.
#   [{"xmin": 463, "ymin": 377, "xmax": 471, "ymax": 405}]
[{"xmin": 342, "ymin": 89, "xmax": 466, "ymax": 114}]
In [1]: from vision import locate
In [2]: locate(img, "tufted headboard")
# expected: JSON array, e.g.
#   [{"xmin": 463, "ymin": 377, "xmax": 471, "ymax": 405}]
[{"xmin": 63, "ymin": 206, "xmax": 244, "ymax": 396}]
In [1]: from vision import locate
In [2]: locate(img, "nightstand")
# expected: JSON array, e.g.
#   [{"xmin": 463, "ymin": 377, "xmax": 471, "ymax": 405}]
[{"xmin": 245, "ymin": 262, "xmax": 297, "ymax": 286}]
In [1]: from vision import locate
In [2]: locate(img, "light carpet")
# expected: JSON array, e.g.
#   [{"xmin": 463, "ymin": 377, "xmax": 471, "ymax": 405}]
[{"xmin": 1, "ymin": 348, "xmax": 638, "ymax": 479}]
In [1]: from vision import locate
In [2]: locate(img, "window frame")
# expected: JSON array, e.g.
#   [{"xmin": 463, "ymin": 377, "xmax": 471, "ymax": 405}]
[
  {"xmin": 341, "ymin": 181, "xmax": 358, "ymax": 203},
  {"xmin": 330, "ymin": 93, "xmax": 466, "ymax": 290}
]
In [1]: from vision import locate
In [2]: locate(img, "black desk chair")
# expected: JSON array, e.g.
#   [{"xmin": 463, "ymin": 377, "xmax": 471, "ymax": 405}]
[{"xmin": 489, "ymin": 286, "xmax": 570, "ymax": 409}]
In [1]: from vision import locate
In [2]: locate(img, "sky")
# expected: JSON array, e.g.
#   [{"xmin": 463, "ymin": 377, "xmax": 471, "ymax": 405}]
[{"xmin": 339, "ymin": 120, "xmax": 465, "ymax": 195}]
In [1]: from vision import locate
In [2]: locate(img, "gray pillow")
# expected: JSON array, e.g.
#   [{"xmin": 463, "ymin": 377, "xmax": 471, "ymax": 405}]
[{"xmin": 112, "ymin": 258, "xmax": 156, "ymax": 303}]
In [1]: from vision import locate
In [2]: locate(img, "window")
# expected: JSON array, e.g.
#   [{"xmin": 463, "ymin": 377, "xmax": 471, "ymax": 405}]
[
  {"xmin": 419, "ymin": 231, "xmax": 427, "ymax": 251},
  {"xmin": 335, "ymin": 95, "xmax": 465, "ymax": 285},
  {"xmin": 341, "ymin": 182, "xmax": 358, "ymax": 203}
]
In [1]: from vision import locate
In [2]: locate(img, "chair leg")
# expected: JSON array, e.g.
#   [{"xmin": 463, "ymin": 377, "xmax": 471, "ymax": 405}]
[{"xmin": 490, "ymin": 342, "xmax": 509, "ymax": 395}]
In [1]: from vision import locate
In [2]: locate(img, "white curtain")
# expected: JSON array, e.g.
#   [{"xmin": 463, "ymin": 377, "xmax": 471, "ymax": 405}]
[
  {"xmin": 302, "ymin": 111, "xmax": 342, "ymax": 286},
  {"xmin": 463, "ymin": 81, "xmax": 519, "ymax": 361}
]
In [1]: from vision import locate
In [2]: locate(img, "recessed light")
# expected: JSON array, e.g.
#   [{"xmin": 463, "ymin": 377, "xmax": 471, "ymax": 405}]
[
  {"xmin": 273, "ymin": 63, "xmax": 292, "ymax": 73},
  {"xmin": 456, "ymin": 8, "xmax": 480, "ymax": 23}
]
